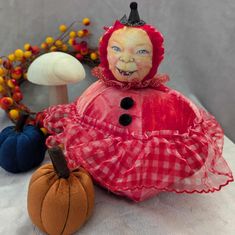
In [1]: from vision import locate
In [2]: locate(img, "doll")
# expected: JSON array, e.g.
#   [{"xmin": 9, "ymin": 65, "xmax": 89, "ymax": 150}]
[{"xmin": 42, "ymin": 2, "xmax": 233, "ymax": 202}]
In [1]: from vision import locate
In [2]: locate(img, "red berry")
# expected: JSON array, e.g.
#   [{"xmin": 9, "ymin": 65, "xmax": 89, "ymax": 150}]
[
  {"xmin": 11, "ymin": 79, "xmax": 18, "ymax": 85},
  {"xmin": 13, "ymin": 92, "xmax": 23, "ymax": 102},
  {"xmin": 15, "ymin": 67, "xmax": 23, "ymax": 73},
  {"xmin": 83, "ymin": 29, "xmax": 89, "ymax": 36},
  {"xmin": 13, "ymin": 86, "xmax": 21, "ymax": 92},
  {"xmin": 75, "ymin": 53, "xmax": 83, "ymax": 60},
  {"xmin": 3, "ymin": 60, "xmax": 12, "ymax": 70},
  {"xmin": 80, "ymin": 47, "xmax": 88, "ymax": 55},
  {"xmin": 35, "ymin": 111, "xmax": 46, "ymax": 127},
  {"xmin": 27, "ymin": 119, "xmax": 36, "ymax": 126},
  {"xmin": 72, "ymin": 39, "xmax": 77, "ymax": 45},
  {"xmin": 31, "ymin": 46, "xmax": 40, "ymax": 55},
  {"xmin": 80, "ymin": 41, "xmax": 87, "ymax": 48},
  {"xmin": 18, "ymin": 103, "xmax": 31, "ymax": 112},
  {"xmin": 1, "ymin": 102, "xmax": 7, "ymax": 109},
  {"xmin": 73, "ymin": 44, "xmax": 81, "ymax": 51},
  {"xmin": 11, "ymin": 69, "xmax": 22, "ymax": 79},
  {"xmin": 0, "ymin": 97, "xmax": 13, "ymax": 110}
]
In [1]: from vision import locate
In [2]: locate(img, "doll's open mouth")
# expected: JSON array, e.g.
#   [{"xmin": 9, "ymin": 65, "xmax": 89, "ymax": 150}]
[{"xmin": 116, "ymin": 67, "xmax": 137, "ymax": 76}]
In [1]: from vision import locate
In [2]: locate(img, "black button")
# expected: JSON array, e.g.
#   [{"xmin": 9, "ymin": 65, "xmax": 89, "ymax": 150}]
[
  {"xmin": 119, "ymin": 114, "xmax": 132, "ymax": 126},
  {"xmin": 120, "ymin": 97, "xmax": 134, "ymax": 110}
]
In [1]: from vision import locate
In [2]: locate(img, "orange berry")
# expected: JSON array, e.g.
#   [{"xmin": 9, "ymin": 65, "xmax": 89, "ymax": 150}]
[
  {"xmin": 24, "ymin": 51, "xmax": 32, "ymax": 58},
  {"xmin": 68, "ymin": 38, "xmax": 75, "ymax": 46},
  {"xmin": 55, "ymin": 40, "xmax": 63, "ymax": 47},
  {"xmin": 69, "ymin": 31, "xmax": 76, "ymax": 38},
  {"xmin": 59, "ymin": 24, "xmax": 67, "ymax": 32},
  {"xmin": 11, "ymin": 67, "xmax": 22, "ymax": 80},
  {"xmin": 82, "ymin": 18, "xmax": 90, "ymax": 26},
  {"xmin": 50, "ymin": 46, "xmax": 57, "ymax": 52},
  {"xmin": 59, "ymin": 144, "xmax": 64, "ymax": 149},
  {"xmin": 15, "ymin": 49, "xmax": 24, "ymax": 58},
  {"xmin": 0, "ymin": 85, "xmax": 6, "ymax": 94},
  {"xmin": 12, "ymin": 71, "xmax": 22, "ymax": 79},
  {"xmin": 0, "ymin": 76, "xmax": 4, "ymax": 85},
  {"xmin": 14, "ymin": 66, "xmax": 23, "ymax": 73},
  {"xmin": 41, "ymin": 43, "xmax": 48, "ymax": 49},
  {"xmin": 0, "ymin": 68, "xmax": 5, "ymax": 76},
  {"xmin": 7, "ymin": 80, "xmax": 15, "ymax": 88},
  {"xmin": 1, "ymin": 97, "xmax": 13, "ymax": 107},
  {"xmin": 45, "ymin": 37, "xmax": 54, "ymax": 45},
  {"xmin": 11, "ymin": 73, "xmax": 21, "ymax": 80},
  {"xmin": 77, "ymin": 30, "xmax": 85, "ymax": 38},
  {"xmin": 9, "ymin": 109, "xmax": 20, "ymax": 120},
  {"xmin": 23, "ymin": 73, "xmax": 28, "ymax": 79},
  {"xmin": 40, "ymin": 127, "xmax": 48, "ymax": 135},
  {"xmin": 24, "ymin": 43, "xmax": 31, "ymax": 51},
  {"xmin": 61, "ymin": 44, "xmax": 68, "ymax": 52},
  {"xmin": 8, "ymin": 54, "xmax": 15, "ymax": 62},
  {"xmin": 90, "ymin": 52, "xmax": 98, "ymax": 60},
  {"xmin": 15, "ymin": 66, "xmax": 22, "ymax": 71}
]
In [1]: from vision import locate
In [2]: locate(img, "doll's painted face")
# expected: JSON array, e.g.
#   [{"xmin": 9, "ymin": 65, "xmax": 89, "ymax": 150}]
[{"xmin": 107, "ymin": 27, "xmax": 153, "ymax": 82}]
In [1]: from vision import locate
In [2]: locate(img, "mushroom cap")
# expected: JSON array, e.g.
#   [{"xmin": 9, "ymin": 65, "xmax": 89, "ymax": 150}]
[{"xmin": 27, "ymin": 52, "xmax": 86, "ymax": 86}]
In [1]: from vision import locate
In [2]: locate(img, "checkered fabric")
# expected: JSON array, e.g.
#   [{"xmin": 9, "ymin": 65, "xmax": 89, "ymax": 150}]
[{"xmin": 43, "ymin": 95, "xmax": 233, "ymax": 202}]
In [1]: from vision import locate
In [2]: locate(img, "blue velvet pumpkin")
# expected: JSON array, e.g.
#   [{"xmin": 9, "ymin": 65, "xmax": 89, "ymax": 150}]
[{"xmin": 0, "ymin": 117, "xmax": 46, "ymax": 173}]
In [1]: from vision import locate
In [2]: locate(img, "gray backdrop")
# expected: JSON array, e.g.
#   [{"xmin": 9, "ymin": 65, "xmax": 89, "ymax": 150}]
[{"xmin": 0, "ymin": 0, "xmax": 234, "ymax": 141}]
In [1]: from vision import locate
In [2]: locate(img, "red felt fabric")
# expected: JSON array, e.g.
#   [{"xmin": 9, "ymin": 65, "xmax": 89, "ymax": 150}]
[{"xmin": 43, "ymin": 80, "xmax": 233, "ymax": 202}]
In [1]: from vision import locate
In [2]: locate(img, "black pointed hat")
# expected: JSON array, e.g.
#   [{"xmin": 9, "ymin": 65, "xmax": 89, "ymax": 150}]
[{"xmin": 120, "ymin": 2, "xmax": 145, "ymax": 26}]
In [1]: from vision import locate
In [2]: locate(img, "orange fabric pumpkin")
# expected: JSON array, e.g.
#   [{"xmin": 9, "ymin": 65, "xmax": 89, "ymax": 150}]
[{"xmin": 27, "ymin": 147, "xmax": 94, "ymax": 235}]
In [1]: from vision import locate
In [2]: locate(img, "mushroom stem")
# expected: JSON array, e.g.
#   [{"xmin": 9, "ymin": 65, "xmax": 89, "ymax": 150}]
[
  {"xmin": 49, "ymin": 85, "xmax": 68, "ymax": 105},
  {"xmin": 48, "ymin": 147, "xmax": 70, "ymax": 179}
]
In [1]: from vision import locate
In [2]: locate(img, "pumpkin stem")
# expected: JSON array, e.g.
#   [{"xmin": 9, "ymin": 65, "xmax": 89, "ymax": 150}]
[
  {"xmin": 15, "ymin": 113, "xmax": 29, "ymax": 132},
  {"xmin": 48, "ymin": 147, "xmax": 70, "ymax": 179}
]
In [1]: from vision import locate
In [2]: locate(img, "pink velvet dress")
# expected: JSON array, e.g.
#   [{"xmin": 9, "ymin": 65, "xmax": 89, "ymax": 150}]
[{"xmin": 43, "ymin": 71, "xmax": 233, "ymax": 202}]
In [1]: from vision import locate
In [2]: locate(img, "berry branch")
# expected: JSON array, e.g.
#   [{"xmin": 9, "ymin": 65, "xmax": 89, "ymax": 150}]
[{"xmin": 0, "ymin": 18, "xmax": 100, "ymax": 130}]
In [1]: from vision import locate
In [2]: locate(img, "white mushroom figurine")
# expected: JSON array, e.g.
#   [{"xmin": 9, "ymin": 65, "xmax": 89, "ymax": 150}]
[{"xmin": 27, "ymin": 52, "xmax": 86, "ymax": 105}]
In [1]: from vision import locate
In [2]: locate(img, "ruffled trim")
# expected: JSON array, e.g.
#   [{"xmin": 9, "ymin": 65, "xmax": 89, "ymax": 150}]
[
  {"xmin": 42, "ymin": 102, "xmax": 78, "ymax": 135},
  {"xmin": 99, "ymin": 176, "xmax": 234, "ymax": 202},
  {"xmin": 92, "ymin": 66, "xmax": 170, "ymax": 90},
  {"xmin": 43, "ymin": 103, "xmax": 234, "ymax": 202}
]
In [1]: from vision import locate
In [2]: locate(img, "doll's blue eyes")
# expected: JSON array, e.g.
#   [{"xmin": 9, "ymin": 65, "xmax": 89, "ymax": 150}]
[
  {"xmin": 112, "ymin": 46, "xmax": 121, "ymax": 52},
  {"xmin": 136, "ymin": 49, "xmax": 149, "ymax": 55},
  {"xmin": 111, "ymin": 46, "xmax": 149, "ymax": 55}
]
